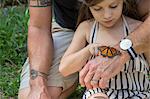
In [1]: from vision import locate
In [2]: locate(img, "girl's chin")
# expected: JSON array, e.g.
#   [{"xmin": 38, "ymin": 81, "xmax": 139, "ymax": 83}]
[
  {"xmin": 100, "ymin": 19, "xmax": 120, "ymax": 28},
  {"xmin": 101, "ymin": 23, "xmax": 115, "ymax": 28}
]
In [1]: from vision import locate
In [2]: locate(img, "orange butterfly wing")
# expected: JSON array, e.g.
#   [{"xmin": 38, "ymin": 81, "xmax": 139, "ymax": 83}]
[
  {"xmin": 97, "ymin": 46, "xmax": 121, "ymax": 58},
  {"xmin": 107, "ymin": 48, "xmax": 114, "ymax": 58},
  {"xmin": 98, "ymin": 46, "xmax": 108, "ymax": 57}
]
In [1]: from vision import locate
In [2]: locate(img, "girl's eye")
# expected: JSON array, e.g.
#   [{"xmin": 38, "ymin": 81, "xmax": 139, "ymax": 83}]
[
  {"xmin": 110, "ymin": 5, "xmax": 118, "ymax": 8},
  {"xmin": 93, "ymin": 7, "xmax": 102, "ymax": 11}
]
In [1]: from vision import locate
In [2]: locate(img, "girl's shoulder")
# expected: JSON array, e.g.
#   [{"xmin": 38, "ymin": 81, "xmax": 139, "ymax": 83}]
[
  {"xmin": 77, "ymin": 19, "xmax": 95, "ymax": 42},
  {"xmin": 78, "ymin": 19, "xmax": 95, "ymax": 30},
  {"xmin": 125, "ymin": 16, "xmax": 143, "ymax": 32}
]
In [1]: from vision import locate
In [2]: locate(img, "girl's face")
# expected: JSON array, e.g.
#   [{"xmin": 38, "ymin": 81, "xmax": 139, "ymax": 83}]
[{"xmin": 89, "ymin": 0, "xmax": 123, "ymax": 28}]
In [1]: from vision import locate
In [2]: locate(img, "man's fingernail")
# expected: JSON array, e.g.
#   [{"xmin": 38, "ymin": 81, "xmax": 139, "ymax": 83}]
[{"xmin": 81, "ymin": 85, "xmax": 85, "ymax": 87}]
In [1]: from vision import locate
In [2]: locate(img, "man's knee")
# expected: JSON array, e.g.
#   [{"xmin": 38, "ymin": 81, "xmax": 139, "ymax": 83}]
[{"xmin": 18, "ymin": 88, "xmax": 30, "ymax": 99}]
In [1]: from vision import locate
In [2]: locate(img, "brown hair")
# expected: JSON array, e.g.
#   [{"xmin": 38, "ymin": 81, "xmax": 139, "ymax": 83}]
[{"xmin": 77, "ymin": 0, "xmax": 140, "ymax": 27}]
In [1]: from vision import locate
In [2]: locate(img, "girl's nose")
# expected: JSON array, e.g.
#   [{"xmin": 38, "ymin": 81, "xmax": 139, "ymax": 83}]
[{"xmin": 104, "ymin": 9, "xmax": 112, "ymax": 19}]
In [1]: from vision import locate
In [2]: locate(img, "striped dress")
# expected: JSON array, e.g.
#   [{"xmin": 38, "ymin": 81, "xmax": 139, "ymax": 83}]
[{"xmin": 83, "ymin": 16, "xmax": 150, "ymax": 99}]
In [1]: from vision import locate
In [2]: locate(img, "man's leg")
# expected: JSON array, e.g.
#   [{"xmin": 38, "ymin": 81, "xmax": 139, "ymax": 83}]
[
  {"xmin": 18, "ymin": 88, "xmax": 30, "ymax": 99},
  {"xmin": 18, "ymin": 87, "xmax": 62, "ymax": 99},
  {"xmin": 18, "ymin": 82, "xmax": 77, "ymax": 99},
  {"xmin": 48, "ymin": 81, "xmax": 78, "ymax": 99}
]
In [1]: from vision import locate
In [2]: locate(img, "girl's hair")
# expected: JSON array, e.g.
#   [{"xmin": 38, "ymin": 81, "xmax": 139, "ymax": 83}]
[{"xmin": 77, "ymin": 0, "xmax": 140, "ymax": 26}]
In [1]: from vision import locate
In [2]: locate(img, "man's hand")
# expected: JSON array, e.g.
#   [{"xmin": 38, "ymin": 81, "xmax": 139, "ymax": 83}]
[
  {"xmin": 79, "ymin": 51, "xmax": 130, "ymax": 89},
  {"xmin": 28, "ymin": 76, "xmax": 51, "ymax": 99},
  {"xmin": 96, "ymin": 52, "xmax": 129, "ymax": 89},
  {"xmin": 79, "ymin": 55, "xmax": 116, "ymax": 89}
]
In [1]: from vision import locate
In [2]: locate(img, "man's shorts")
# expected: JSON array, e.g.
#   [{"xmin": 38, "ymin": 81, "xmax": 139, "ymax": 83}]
[{"xmin": 19, "ymin": 30, "xmax": 78, "ymax": 91}]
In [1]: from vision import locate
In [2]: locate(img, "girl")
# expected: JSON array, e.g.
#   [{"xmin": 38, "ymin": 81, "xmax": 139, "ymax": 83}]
[{"xmin": 60, "ymin": 0, "xmax": 150, "ymax": 98}]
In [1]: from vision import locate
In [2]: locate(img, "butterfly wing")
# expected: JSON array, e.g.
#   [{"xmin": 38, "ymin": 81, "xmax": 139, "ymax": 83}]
[
  {"xmin": 99, "ymin": 46, "xmax": 108, "ymax": 57},
  {"xmin": 108, "ymin": 47, "xmax": 121, "ymax": 58},
  {"xmin": 97, "ymin": 46, "xmax": 121, "ymax": 58},
  {"xmin": 107, "ymin": 48, "xmax": 114, "ymax": 58}
]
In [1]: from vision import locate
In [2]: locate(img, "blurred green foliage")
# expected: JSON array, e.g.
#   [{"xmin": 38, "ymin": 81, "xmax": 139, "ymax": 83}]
[
  {"xmin": 0, "ymin": 0, "xmax": 27, "ymax": 7},
  {"xmin": 0, "ymin": 6, "xmax": 29, "ymax": 98}
]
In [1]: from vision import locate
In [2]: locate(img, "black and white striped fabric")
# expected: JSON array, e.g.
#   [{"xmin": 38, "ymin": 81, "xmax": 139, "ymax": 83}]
[{"xmin": 83, "ymin": 16, "xmax": 150, "ymax": 99}]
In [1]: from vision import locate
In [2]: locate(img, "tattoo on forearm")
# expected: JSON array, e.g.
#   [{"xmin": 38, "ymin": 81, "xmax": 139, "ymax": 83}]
[{"xmin": 30, "ymin": 0, "xmax": 52, "ymax": 7}]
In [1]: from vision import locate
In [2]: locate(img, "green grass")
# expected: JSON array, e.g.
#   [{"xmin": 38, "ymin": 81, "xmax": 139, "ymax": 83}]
[{"xmin": 0, "ymin": 6, "xmax": 29, "ymax": 98}]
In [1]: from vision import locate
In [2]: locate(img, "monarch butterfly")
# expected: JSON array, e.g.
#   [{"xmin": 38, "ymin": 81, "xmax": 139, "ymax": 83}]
[{"xmin": 97, "ymin": 46, "xmax": 121, "ymax": 58}]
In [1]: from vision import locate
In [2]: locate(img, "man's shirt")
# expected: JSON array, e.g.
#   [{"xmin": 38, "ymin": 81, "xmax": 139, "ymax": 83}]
[{"xmin": 53, "ymin": 0, "xmax": 80, "ymax": 30}]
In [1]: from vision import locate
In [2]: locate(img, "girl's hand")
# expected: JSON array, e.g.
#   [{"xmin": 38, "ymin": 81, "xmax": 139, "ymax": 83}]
[{"xmin": 88, "ymin": 43, "xmax": 101, "ymax": 55}]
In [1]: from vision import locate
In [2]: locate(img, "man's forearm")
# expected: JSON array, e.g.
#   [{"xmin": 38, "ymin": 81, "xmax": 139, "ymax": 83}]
[
  {"xmin": 27, "ymin": 26, "xmax": 52, "ymax": 97},
  {"xmin": 28, "ymin": 0, "xmax": 52, "ymax": 75},
  {"xmin": 28, "ymin": 26, "xmax": 53, "ymax": 74},
  {"xmin": 127, "ymin": 16, "xmax": 150, "ymax": 54}
]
